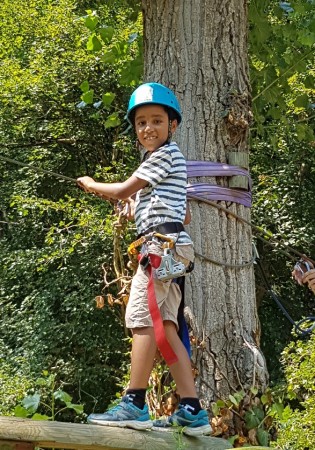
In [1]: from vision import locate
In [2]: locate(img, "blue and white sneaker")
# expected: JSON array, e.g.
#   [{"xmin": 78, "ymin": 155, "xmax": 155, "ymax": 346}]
[
  {"xmin": 87, "ymin": 396, "xmax": 153, "ymax": 430},
  {"xmin": 152, "ymin": 405, "xmax": 212, "ymax": 436}
]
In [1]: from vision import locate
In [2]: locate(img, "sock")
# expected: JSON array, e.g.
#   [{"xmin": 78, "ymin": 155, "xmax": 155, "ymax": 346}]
[
  {"xmin": 180, "ymin": 397, "xmax": 202, "ymax": 415},
  {"xmin": 125, "ymin": 388, "xmax": 146, "ymax": 410}
]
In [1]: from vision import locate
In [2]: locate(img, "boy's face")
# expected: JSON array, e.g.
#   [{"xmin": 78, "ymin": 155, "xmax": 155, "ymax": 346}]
[{"xmin": 134, "ymin": 104, "xmax": 177, "ymax": 152}]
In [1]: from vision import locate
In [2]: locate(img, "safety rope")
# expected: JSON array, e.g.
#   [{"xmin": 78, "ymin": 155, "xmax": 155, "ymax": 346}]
[
  {"xmin": 195, "ymin": 251, "xmax": 256, "ymax": 268},
  {"xmin": 0, "ymin": 155, "xmax": 77, "ymax": 183}
]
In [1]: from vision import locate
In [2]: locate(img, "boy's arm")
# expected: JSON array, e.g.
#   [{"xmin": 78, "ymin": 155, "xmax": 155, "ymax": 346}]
[
  {"xmin": 184, "ymin": 201, "xmax": 191, "ymax": 225},
  {"xmin": 77, "ymin": 175, "xmax": 148, "ymax": 200}
]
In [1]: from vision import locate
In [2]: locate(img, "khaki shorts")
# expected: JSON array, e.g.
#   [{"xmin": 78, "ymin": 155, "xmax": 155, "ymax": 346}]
[{"xmin": 125, "ymin": 238, "xmax": 194, "ymax": 329}]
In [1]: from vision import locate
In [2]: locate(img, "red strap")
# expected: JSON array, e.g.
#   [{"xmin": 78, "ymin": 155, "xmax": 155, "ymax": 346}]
[{"xmin": 146, "ymin": 253, "xmax": 178, "ymax": 366}]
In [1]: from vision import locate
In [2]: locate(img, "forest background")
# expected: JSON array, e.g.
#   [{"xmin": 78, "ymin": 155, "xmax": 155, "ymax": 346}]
[{"xmin": 0, "ymin": 0, "xmax": 314, "ymax": 448}]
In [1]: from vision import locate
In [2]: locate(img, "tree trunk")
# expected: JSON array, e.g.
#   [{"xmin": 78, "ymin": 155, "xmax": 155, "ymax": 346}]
[{"xmin": 142, "ymin": 0, "xmax": 268, "ymax": 406}]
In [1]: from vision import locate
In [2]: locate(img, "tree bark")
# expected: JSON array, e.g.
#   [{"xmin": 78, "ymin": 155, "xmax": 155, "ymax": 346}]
[{"xmin": 142, "ymin": 0, "xmax": 268, "ymax": 406}]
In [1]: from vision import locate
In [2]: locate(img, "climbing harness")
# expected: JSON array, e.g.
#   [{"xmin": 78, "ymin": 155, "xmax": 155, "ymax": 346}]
[
  {"xmin": 253, "ymin": 244, "xmax": 315, "ymax": 337},
  {"xmin": 128, "ymin": 232, "xmax": 186, "ymax": 282},
  {"xmin": 127, "ymin": 230, "xmax": 192, "ymax": 365}
]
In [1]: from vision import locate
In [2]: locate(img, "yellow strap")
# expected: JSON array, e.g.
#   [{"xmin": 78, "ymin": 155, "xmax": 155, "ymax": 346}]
[
  {"xmin": 127, "ymin": 236, "xmax": 146, "ymax": 255},
  {"xmin": 127, "ymin": 232, "xmax": 175, "ymax": 255}
]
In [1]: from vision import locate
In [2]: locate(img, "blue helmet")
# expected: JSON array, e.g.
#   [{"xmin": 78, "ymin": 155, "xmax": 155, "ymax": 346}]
[{"xmin": 126, "ymin": 82, "xmax": 182, "ymax": 125}]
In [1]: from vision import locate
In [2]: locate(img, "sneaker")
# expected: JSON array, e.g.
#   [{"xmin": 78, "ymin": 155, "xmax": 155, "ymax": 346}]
[
  {"xmin": 87, "ymin": 396, "xmax": 153, "ymax": 431},
  {"xmin": 152, "ymin": 405, "xmax": 212, "ymax": 436}
]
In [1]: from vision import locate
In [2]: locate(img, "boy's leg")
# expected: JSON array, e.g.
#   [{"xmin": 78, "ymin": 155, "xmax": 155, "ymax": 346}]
[
  {"xmin": 87, "ymin": 326, "xmax": 156, "ymax": 429},
  {"xmin": 164, "ymin": 320, "xmax": 197, "ymax": 398},
  {"xmin": 129, "ymin": 326, "xmax": 157, "ymax": 389},
  {"xmin": 152, "ymin": 320, "xmax": 212, "ymax": 436}
]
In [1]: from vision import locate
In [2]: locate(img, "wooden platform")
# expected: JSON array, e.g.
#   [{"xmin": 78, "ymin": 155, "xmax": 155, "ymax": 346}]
[{"xmin": 0, "ymin": 417, "xmax": 232, "ymax": 450}]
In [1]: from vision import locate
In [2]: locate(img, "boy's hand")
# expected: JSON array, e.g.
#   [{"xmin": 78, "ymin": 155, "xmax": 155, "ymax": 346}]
[
  {"xmin": 303, "ymin": 269, "xmax": 315, "ymax": 295},
  {"xmin": 77, "ymin": 176, "xmax": 96, "ymax": 192},
  {"xmin": 124, "ymin": 197, "xmax": 135, "ymax": 221},
  {"xmin": 77, "ymin": 176, "xmax": 112, "ymax": 202}
]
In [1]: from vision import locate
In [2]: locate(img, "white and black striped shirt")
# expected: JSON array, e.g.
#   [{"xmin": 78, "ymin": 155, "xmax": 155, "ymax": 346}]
[{"xmin": 133, "ymin": 142, "xmax": 192, "ymax": 245}]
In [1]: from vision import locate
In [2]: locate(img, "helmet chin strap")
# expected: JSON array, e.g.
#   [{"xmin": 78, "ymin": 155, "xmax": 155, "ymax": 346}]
[{"xmin": 165, "ymin": 120, "xmax": 173, "ymax": 145}]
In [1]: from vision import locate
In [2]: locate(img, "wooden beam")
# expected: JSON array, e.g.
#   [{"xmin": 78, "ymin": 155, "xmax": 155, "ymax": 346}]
[{"xmin": 0, "ymin": 417, "xmax": 232, "ymax": 450}]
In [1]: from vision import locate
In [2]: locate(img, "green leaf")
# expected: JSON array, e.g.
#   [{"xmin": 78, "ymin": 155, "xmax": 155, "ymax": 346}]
[
  {"xmin": 257, "ymin": 428, "xmax": 269, "ymax": 447},
  {"xmin": 252, "ymin": 405, "xmax": 265, "ymax": 422},
  {"xmin": 260, "ymin": 394, "xmax": 268, "ymax": 405},
  {"xmin": 85, "ymin": 16, "xmax": 98, "ymax": 31},
  {"xmin": 65, "ymin": 403, "xmax": 84, "ymax": 414},
  {"xmin": 227, "ymin": 434, "xmax": 239, "ymax": 445},
  {"xmin": 87, "ymin": 35, "xmax": 102, "ymax": 52},
  {"xmin": 80, "ymin": 80, "xmax": 90, "ymax": 93},
  {"xmin": 32, "ymin": 413, "xmax": 51, "ymax": 420},
  {"xmin": 211, "ymin": 402, "xmax": 220, "ymax": 416},
  {"xmin": 99, "ymin": 26, "xmax": 114, "ymax": 44},
  {"xmin": 105, "ymin": 113, "xmax": 121, "ymax": 128},
  {"xmin": 298, "ymin": 31, "xmax": 315, "ymax": 47},
  {"xmin": 14, "ymin": 405, "xmax": 29, "ymax": 418},
  {"xmin": 270, "ymin": 402, "xmax": 284, "ymax": 419},
  {"xmin": 250, "ymin": 386, "xmax": 258, "ymax": 396},
  {"xmin": 21, "ymin": 394, "xmax": 40, "ymax": 414},
  {"xmin": 81, "ymin": 90, "xmax": 94, "ymax": 105},
  {"xmin": 101, "ymin": 50, "xmax": 117, "ymax": 64},
  {"xmin": 53, "ymin": 389, "xmax": 72, "ymax": 404},
  {"xmin": 216, "ymin": 399, "xmax": 226, "ymax": 408},
  {"xmin": 294, "ymin": 94, "xmax": 309, "ymax": 108},
  {"xmin": 228, "ymin": 394, "xmax": 239, "ymax": 406},
  {"xmin": 244, "ymin": 410, "xmax": 260, "ymax": 430},
  {"xmin": 102, "ymin": 92, "xmax": 115, "ymax": 106}
]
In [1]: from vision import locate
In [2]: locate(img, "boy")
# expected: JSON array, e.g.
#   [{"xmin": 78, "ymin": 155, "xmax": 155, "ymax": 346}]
[{"xmin": 77, "ymin": 82, "xmax": 211, "ymax": 436}]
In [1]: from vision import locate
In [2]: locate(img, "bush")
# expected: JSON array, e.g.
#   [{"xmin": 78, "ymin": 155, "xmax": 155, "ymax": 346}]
[{"xmin": 273, "ymin": 331, "xmax": 315, "ymax": 449}]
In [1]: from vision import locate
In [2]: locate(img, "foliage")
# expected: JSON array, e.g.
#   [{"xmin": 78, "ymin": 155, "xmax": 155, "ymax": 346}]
[
  {"xmin": 272, "ymin": 332, "xmax": 315, "ymax": 449},
  {"xmin": 0, "ymin": 0, "xmax": 139, "ymax": 418},
  {"xmin": 249, "ymin": 0, "xmax": 315, "ymax": 383},
  {"xmin": 211, "ymin": 388, "xmax": 283, "ymax": 447},
  {"xmin": 0, "ymin": 354, "xmax": 33, "ymax": 416},
  {"xmin": 14, "ymin": 371, "xmax": 83, "ymax": 421},
  {"xmin": 249, "ymin": 0, "xmax": 315, "ymax": 142}
]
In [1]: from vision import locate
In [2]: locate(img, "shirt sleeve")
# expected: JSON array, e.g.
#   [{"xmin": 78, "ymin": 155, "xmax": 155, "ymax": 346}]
[{"xmin": 133, "ymin": 147, "xmax": 172, "ymax": 187}]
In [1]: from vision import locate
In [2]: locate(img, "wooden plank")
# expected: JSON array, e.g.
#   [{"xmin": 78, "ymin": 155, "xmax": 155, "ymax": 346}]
[{"xmin": 0, "ymin": 417, "xmax": 232, "ymax": 450}]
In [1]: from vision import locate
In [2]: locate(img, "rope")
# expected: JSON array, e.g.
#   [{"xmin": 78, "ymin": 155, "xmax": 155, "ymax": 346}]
[
  {"xmin": 188, "ymin": 194, "xmax": 315, "ymax": 265},
  {"xmin": 195, "ymin": 251, "xmax": 256, "ymax": 269},
  {"xmin": 0, "ymin": 155, "xmax": 77, "ymax": 183}
]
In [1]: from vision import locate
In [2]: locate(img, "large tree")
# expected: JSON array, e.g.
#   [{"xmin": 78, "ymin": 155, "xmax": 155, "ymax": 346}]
[{"xmin": 142, "ymin": 0, "xmax": 268, "ymax": 405}]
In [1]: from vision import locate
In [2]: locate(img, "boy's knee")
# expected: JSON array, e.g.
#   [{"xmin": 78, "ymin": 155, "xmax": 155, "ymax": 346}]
[{"xmin": 163, "ymin": 320, "xmax": 178, "ymax": 336}]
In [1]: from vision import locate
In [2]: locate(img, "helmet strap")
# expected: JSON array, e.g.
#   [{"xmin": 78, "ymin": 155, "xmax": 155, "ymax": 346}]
[
  {"xmin": 136, "ymin": 138, "xmax": 141, "ymax": 151},
  {"xmin": 167, "ymin": 120, "xmax": 173, "ymax": 143}
]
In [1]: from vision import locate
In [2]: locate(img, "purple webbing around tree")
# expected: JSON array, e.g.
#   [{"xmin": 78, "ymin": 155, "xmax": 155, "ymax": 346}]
[{"xmin": 187, "ymin": 161, "xmax": 252, "ymax": 208}]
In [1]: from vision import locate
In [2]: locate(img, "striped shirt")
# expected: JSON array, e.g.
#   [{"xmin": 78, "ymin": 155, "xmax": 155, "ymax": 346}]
[{"xmin": 133, "ymin": 142, "xmax": 192, "ymax": 245}]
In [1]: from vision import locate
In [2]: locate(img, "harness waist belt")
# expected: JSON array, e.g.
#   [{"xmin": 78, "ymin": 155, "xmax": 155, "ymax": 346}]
[{"xmin": 139, "ymin": 222, "xmax": 184, "ymax": 238}]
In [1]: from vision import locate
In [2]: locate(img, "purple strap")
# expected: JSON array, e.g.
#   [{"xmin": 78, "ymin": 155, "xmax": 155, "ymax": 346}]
[{"xmin": 187, "ymin": 160, "xmax": 252, "ymax": 207}]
